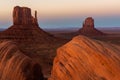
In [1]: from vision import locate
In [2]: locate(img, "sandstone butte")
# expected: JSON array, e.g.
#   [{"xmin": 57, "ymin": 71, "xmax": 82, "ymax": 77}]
[
  {"xmin": 49, "ymin": 35, "xmax": 120, "ymax": 80},
  {"xmin": 0, "ymin": 40, "xmax": 45, "ymax": 80},
  {"xmin": 79, "ymin": 17, "xmax": 105, "ymax": 36},
  {"xmin": 0, "ymin": 6, "xmax": 55, "ymax": 43}
]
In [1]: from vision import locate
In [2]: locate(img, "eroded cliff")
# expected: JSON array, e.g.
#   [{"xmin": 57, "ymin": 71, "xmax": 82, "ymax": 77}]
[
  {"xmin": 0, "ymin": 40, "xmax": 44, "ymax": 80},
  {"xmin": 49, "ymin": 35, "xmax": 120, "ymax": 80}
]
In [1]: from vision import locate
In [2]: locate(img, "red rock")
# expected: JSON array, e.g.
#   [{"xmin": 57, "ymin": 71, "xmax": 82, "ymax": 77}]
[
  {"xmin": 13, "ymin": 6, "xmax": 37, "ymax": 25},
  {"xmin": 79, "ymin": 17, "xmax": 105, "ymax": 36},
  {"xmin": 0, "ymin": 40, "xmax": 44, "ymax": 80},
  {"xmin": 83, "ymin": 17, "xmax": 94, "ymax": 28},
  {"xmin": 0, "ymin": 6, "xmax": 55, "ymax": 43},
  {"xmin": 49, "ymin": 35, "xmax": 120, "ymax": 80}
]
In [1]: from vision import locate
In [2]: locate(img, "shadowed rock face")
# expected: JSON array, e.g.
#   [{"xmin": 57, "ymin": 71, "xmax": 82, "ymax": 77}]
[
  {"xmin": 0, "ymin": 6, "xmax": 55, "ymax": 43},
  {"xmin": 0, "ymin": 40, "xmax": 44, "ymax": 80},
  {"xmin": 13, "ymin": 6, "xmax": 38, "ymax": 25},
  {"xmin": 83, "ymin": 17, "xmax": 94, "ymax": 28},
  {"xmin": 79, "ymin": 17, "xmax": 105, "ymax": 36},
  {"xmin": 49, "ymin": 36, "xmax": 120, "ymax": 80}
]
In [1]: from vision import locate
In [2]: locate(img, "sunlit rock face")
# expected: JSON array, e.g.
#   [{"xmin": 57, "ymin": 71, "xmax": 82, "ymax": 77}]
[
  {"xmin": 0, "ymin": 41, "xmax": 44, "ymax": 80},
  {"xmin": 79, "ymin": 17, "xmax": 105, "ymax": 36},
  {"xmin": 0, "ymin": 6, "xmax": 54, "ymax": 43},
  {"xmin": 49, "ymin": 35, "xmax": 120, "ymax": 80}
]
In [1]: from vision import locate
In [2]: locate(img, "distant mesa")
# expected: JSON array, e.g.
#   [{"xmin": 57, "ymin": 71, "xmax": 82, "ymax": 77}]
[
  {"xmin": 49, "ymin": 35, "xmax": 120, "ymax": 80},
  {"xmin": 0, "ymin": 6, "xmax": 55, "ymax": 43},
  {"xmin": 79, "ymin": 17, "xmax": 105, "ymax": 36}
]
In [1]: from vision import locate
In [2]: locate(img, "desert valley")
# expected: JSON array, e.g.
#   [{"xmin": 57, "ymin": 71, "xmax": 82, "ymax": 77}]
[{"xmin": 0, "ymin": 5, "xmax": 120, "ymax": 80}]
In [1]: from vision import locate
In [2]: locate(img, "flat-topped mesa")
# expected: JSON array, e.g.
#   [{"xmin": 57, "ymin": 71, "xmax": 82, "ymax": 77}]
[
  {"xmin": 79, "ymin": 17, "xmax": 105, "ymax": 36},
  {"xmin": 13, "ymin": 6, "xmax": 38, "ymax": 25}
]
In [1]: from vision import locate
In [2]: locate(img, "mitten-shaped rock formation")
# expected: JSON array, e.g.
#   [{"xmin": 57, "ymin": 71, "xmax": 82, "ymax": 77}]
[
  {"xmin": 79, "ymin": 17, "xmax": 105, "ymax": 36},
  {"xmin": 49, "ymin": 35, "xmax": 120, "ymax": 80},
  {"xmin": 0, "ymin": 40, "xmax": 44, "ymax": 80},
  {"xmin": 13, "ymin": 6, "xmax": 38, "ymax": 25},
  {"xmin": 0, "ymin": 6, "xmax": 54, "ymax": 43}
]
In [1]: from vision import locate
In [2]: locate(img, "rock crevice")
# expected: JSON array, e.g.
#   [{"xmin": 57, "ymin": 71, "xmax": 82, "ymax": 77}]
[{"xmin": 0, "ymin": 40, "xmax": 44, "ymax": 80}]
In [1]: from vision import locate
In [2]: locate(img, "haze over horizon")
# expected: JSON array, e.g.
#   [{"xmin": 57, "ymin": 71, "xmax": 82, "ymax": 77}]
[{"xmin": 0, "ymin": 0, "xmax": 120, "ymax": 29}]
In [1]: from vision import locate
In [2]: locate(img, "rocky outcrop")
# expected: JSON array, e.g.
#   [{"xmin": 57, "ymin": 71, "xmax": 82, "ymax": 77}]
[
  {"xmin": 0, "ymin": 6, "xmax": 61, "ymax": 78},
  {"xmin": 0, "ymin": 6, "xmax": 55, "ymax": 43},
  {"xmin": 79, "ymin": 17, "xmax": 105, "ymax": 36},
  {"xmin": 0, "ymin": 40, "xmax": 44, "ymax": 80},
  {"xmin": 49, "ymin": 35, "xmax": 120, "ymax": 80},
  {"xmin": 13, "ymin": 6, "xmax": 38, "ymax": 25}
]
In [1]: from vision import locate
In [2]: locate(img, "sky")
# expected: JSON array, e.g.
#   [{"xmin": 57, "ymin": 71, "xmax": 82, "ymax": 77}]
[{"xmin": 0, "ymin": 0, "xmax": 120, "ymax": 29}]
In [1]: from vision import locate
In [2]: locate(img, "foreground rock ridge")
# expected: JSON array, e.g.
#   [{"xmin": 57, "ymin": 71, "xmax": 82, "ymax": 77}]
[
  {"xmin": 0, "ymin": 40, "xmax": 44, "ymax": 80},
  {"xmin": 0, "ymin": 6, "xmax": 55, "ymax": 43},
  {"xmin": 49, "ymin": 35, "xmax": 120, "ymax": 80},
  {"xmin": 79, "ymin": 17, "xmax": 105, "ymax": 36}
]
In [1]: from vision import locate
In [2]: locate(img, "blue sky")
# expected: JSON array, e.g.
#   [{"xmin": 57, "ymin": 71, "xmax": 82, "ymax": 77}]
[{"xmin": 0, "ymin": 0, "xmax": 120, "ymax": 29}]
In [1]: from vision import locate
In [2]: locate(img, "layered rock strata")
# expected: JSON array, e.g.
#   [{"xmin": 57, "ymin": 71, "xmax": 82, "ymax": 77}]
[
  {"xmin": 49, "ymin": 35, "xmax": 120, "ymax": 80},
  {"xmin": 0, "ymin": 40, "xmax": 44, "ymax": 80}
]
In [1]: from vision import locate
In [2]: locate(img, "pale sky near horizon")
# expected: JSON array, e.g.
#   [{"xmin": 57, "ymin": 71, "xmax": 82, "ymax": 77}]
[{"xmin": 0, "ymin": 0, "xmax": 120, "ymax": 29}]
